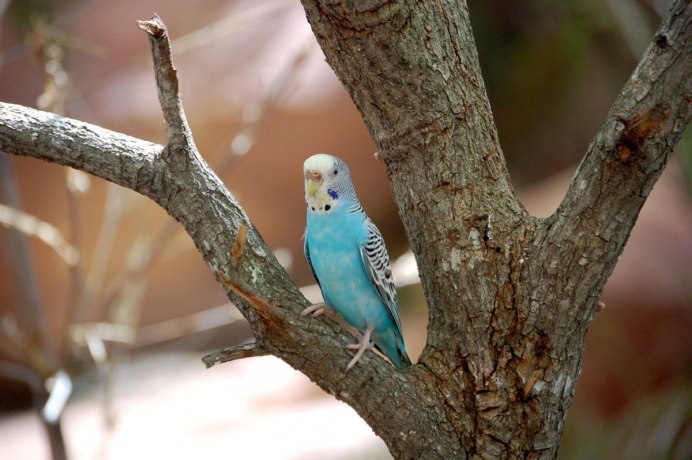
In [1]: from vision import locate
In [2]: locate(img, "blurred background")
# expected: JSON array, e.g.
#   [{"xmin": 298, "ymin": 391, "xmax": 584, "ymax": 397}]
[{"xmin": 0, "ymin": 0, "xmax": 690, "ymax": 458}]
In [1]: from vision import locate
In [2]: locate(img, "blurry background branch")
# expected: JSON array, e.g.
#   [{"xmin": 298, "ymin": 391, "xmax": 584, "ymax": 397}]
[
  {"xmin": 0, "ymin": 153, "xmax": 65, "ymax": 459},
  {"xmin": 0, "ymin": 202, "xmax": 79, "ymax": 267}
]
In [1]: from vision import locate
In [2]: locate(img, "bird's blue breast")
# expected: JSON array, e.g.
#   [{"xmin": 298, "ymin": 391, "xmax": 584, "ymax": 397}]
[{"xmin": 306, "ymin": 208, "xmax": 391, "ymax": 331}]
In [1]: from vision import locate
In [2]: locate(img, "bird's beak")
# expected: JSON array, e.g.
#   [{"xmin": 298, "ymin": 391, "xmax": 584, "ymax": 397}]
[{"xmin": 305, "ymin": 170, "xmax": 323, "ymax": 197}]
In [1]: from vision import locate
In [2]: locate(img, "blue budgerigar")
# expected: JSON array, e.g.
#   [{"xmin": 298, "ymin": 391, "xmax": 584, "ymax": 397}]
[{"xmin": 302, "ymin": 153, "xmax": 411, "ymax": 370}]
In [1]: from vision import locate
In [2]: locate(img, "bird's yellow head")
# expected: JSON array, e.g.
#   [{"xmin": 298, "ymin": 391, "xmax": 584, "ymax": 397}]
[{"xmin": 303, "ymin": 153, "xmax": 348, "ymax": 214}]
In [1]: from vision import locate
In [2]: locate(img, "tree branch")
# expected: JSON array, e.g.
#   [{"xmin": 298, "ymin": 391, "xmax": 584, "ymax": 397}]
[
  {"xmin": 137, "ymin": 15, "xmax": 194, "ymax": 151},
  {"xmin": 0, "ymin": 155, "xmax": 57, "ymax": 376},
  {"xmin": 559, "ymin": 0, "xmax": 690, "ymax": 239},
  {"xmin": 540, "ymin": 0, "xmax": 691, "ymax": 309},
  {"xmin": 202, "ymin": 342, "xmax": 269, "ymax": 368}
]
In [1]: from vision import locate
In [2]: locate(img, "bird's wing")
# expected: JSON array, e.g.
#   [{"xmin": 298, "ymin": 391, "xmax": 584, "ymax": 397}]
[
  {"xmin": 360, "ymin": 219, "xmax": 403, "ymax": 334},
  {"xmin": 304, "ymin": 234, "xmax": 323, "ymax": 291}
]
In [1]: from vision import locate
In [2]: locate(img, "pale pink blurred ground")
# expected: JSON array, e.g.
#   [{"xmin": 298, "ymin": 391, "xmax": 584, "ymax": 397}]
[{"xmin": 0, "ymin": 355, "xmax": 390, "ymax": 460}]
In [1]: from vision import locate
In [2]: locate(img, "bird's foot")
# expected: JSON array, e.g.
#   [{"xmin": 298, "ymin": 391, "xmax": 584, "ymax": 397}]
[
  {"xmin": 345, "ymin": 342, "xmax": 374, "ymax": 351},
  {"xmin": 345, "ymin": 327, "xmax": 373, "ymax": 371},
  {"xmin": 301, "ymin": 302, "xmax": 336, "ymax": 318}
]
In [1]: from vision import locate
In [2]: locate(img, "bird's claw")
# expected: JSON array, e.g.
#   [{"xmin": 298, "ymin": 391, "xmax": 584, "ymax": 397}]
[
  {"xmin": 345, "ymin": 327, "xmax": 373, "ymax": 371},
  {"xmin": 345, "ymin": 341, "xmax": 374, "ymax": 351},
  {"xmin": 301, "ymin": 302, "xmax": 336, "ymax": 318}
]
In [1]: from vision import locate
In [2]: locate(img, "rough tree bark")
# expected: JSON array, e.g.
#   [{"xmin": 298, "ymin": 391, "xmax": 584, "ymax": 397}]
[{"xmin": 0, "ymin": 1, "xmax": 689, "ymax": 459}]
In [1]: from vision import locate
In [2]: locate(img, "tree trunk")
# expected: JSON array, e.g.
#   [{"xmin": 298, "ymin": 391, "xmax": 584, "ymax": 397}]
[
  {"xmin": 0, "ymin": 2, "xmax": 689, "ymax": 459},
  {"xmin": 299, "ymin": 1, "xmax": 690, "ymax": 456}
]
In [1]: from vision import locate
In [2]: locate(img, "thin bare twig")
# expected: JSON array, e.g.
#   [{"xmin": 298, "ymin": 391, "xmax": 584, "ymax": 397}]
[
  {"xmin": 171, "ymin": 1, "xmax": 292, "ymax": 56},
  {"xmin": 137, "ymin": 15, "xmax": 194, "ymax": 151},
  {"xmin": 202, "ymin": 342, "xmax": 269, "ymax": 368},
  {"xmin": 63, "ymin": 170, "xmax": 86, "ymax": 360},
  {"xmin": 72, "ymin": 183, "xmax": 127, "ymax": 324},
  {"xmin": 136, "ymin": 304, "xmax": 244, "ymax": 348},
  {"xmin": 0, "ymin": 203, "xmax": 79, "ymax": 266},
  {"xmin": 0, "ymin": 316, "xmax": 29, "ymax": 363},
  {"xmin": 137, "ymin": 15, "xmax": 287, "ymax": 372},
  {"xmin": 221, "ymin": 38, "xmax": 317, "ymax": 169}
]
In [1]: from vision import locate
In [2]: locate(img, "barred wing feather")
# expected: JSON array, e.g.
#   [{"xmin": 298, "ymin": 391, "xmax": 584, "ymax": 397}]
[{"xmin": 360, "ymin": 219, "xmax": 403, "ymax": 334}]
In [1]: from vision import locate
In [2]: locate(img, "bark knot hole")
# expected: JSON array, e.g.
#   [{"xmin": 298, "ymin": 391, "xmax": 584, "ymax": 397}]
[
  {"xmin": 615, "ymin": 103, "xmax": 669, "ymax": 163},
  {"xmin": 655, "ymin": 33, "xmax": 668, "ymax": 48}
]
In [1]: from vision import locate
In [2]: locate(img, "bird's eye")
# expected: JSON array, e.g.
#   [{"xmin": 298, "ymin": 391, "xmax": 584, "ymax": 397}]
[{"xmin": 333, "ymin": 169, "xmax": 338, "ymax": 175}]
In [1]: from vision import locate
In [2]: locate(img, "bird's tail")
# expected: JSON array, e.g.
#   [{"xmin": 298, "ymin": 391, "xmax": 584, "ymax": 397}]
[
  {"xmin": 393, "ymin": 335, "xmax": 412, "ymax": 368},
  {"xmin": 375, "ymin": 331, "xmax": 411, "ymax": 369}
]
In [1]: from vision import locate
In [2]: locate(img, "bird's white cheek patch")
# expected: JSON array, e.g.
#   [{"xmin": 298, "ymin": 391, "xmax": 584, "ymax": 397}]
[{"xmin": 307, "ymin": 187, "xmax": 338, "ymax": 213}]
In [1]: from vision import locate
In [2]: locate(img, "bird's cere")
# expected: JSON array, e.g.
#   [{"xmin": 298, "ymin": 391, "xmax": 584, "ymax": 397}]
[{"xmin": 305, "ymin": 170, "xmax": 323, "ymax": 196}]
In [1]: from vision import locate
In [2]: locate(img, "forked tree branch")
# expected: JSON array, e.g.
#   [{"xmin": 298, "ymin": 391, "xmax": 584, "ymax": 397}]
[
  {"xmin": 553, "ymin": 0, "xmax": 691, "ymax": 261},
  {"xmin": 137, "ymin": 15, "xmax": 195, "ymax": 151},
  {"xmin": 533, "ymin": 0, "xmax": 691, "ymax": 327}
]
